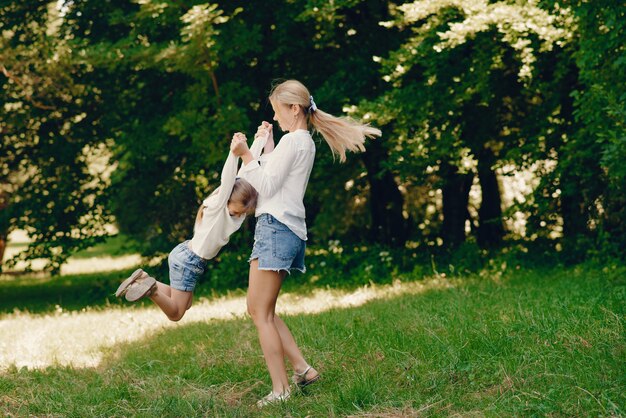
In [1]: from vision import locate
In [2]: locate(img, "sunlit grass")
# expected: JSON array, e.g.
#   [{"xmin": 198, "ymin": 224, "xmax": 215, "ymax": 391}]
[{"xmin": 0, "ymin": 278, "xmax": 449, "ymax": 370}]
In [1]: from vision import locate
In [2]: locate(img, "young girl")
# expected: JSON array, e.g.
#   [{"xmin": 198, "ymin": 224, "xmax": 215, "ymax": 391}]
[
  {"xmin": 115, "ymin": 132, "xmax": 271, "ymax": 321},
  {"xmin": 230, "ymin": 79, "xmax": 381, "ymax": 406}
]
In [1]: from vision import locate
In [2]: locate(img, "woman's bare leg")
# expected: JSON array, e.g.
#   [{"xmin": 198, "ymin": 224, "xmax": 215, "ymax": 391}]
[
  {"xmin": 273, "ymin": 316, "xmax": 318, "ymax": 379},
  {"xmin": 149, "ymin": 281, "xmax": 193, "ymax": 322},
  {"xmin": 246, "ymin": 260, "xmax": 290, "ymax": 394}
]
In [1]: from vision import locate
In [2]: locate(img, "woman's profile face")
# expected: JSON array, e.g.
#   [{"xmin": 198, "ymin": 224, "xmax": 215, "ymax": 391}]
[{"xmin": 270, "ymin": 99, "xmax": 295, "ymax": 132}]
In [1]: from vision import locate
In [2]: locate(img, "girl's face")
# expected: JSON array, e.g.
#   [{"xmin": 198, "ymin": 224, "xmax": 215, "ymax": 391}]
[
  {"xmin": 227, "ymin": 201, "xmax": 247, "ymax": 217},
  {"xmin": 270, "ymin": 99, "xmax": 297, "ymax": 132}
]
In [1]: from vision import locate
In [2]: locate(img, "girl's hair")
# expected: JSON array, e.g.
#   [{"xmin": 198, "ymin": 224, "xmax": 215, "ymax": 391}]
[
  {"xmin": 229, "ymin": 177, "xmax": 258, "ymax": 213},
  {"xmin": 269, "ymin": 79, "xmax": 381, "ymax": 162},
  {"xmin": 195, "ymin": 178, "xmax": 258, "ymax": 226}
]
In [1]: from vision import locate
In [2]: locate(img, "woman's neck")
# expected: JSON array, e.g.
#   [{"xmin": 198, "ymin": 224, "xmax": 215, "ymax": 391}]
[{"xmin": 290, "ymin": 118, "xmax": 308, "ymax": 132}]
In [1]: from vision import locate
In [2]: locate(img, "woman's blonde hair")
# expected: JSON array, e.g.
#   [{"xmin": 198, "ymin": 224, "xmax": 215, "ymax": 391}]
[
  {"xmin": 195, "ymin": 178, "xmax": 258, "ymax": 226},
  {"xmin": 269, "ymin": 79, "xmax": 381, "ymax": 162}
]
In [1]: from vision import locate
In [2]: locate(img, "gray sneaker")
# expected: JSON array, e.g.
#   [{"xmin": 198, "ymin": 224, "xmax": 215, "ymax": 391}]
[
  {"xmin": 115, "ymin": 269, "xmax": 149, "ymax": 298},
  {"xmin": 124, "ymin": 276, "xmax": 157, "ymax": 302}
]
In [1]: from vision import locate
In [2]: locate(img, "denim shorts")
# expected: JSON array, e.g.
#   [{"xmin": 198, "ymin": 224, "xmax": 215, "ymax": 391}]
[
  {"xmin": 249, "ymin": 214, "xmax": 306, "ymax": 274},
  {"xmin": 168, "ymin": 240, "xmax": 208, "ymax": 292}
]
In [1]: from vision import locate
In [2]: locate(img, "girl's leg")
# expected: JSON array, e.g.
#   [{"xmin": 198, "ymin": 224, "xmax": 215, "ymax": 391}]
[
  {"xmin": 246, "ymin": 260, "xmax": 290, "ymax": 394},
  {"xmin": 149, "ymin": 281, "xmax": 193, "ymax": 322}
]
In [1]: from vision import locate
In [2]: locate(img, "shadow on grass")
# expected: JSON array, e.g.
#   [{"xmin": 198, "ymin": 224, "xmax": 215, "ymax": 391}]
[
  {"xmin": 2, "ymin": 255, "xmax": 625, "ymax": 318},
  {"xmin": 1, "ymin": 237, "xmax": 594, "ymax": 316},
  {"xmin": 0, "ymin": 269, "xmax": 134, "ymax": 315},
  {"xmin": 0, "ymin": 263, "xmax": 414, "ymax": 316}
]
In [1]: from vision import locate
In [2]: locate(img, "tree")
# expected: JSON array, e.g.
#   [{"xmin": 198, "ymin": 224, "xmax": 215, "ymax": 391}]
[
  {"xmin": 364, "ymin": 0, "xmax": 574, "ymax": 248},
  {"xmin": 0, "ymin": 1, "xmax": 111, "ymax": 272},
  {"xmin": 567, "ymin": 1, "xmax": 626, "ymax": 251},
  {"xmin": 296, "ymin": 0, "xmax": 410, "ymax": 246},
  {"xmin": 58, "ymin": 0, "xmax": 265, "ymax": 257}
]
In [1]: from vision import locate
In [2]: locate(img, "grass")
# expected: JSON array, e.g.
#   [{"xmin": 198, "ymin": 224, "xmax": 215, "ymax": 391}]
[
  {"xmin": 0, "ymin": 262, "xmax": 624, "ymax": 416},
  {"xmin": 69, "ymin": 234, "xmax": 139, "ymax": 260},
  {"xmin": 0, "ymin": 269, "xmax": 136, "ymax": 315}
]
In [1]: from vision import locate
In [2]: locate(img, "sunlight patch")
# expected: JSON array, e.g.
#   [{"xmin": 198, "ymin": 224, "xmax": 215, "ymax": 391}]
[{"xmin": 0, "ymin": 278, "xmax": 450, "ymax": 371}]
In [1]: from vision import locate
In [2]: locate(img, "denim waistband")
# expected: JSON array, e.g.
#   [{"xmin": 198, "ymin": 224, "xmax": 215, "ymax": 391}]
[
  {"xmin": 257, "ymin": 213, "xmax": 276, "ymax": 224},
  {"xmin": 184, "ymin": 240, "xmax": 208, "ymax": 262}
]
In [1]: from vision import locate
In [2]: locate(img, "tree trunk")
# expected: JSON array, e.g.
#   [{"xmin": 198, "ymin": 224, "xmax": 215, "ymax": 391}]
[
  {"xmin": 460, "ymin": 97, "xmax": 505, "ymax": 248},
  {"xmin": 559, "ymin": 168, "xmax": 590, "ymax": 240},
  {"xmin": 0, "ymin": 235, "xmax": 5, "ymax": 267},
  {"xmin": 0, "ymin": 191, "xmax": 7, "ymax": 267},
  {"xmin": 360, "ymin": 139, "xmax": 408, "ymax": 247},
  {"xmin": 441, "ymin": 163, "xmax": 473, "ymax": 248},
  {"xmin": 476, "ymin": 149, "xmax": 505, "ymax": 248}
]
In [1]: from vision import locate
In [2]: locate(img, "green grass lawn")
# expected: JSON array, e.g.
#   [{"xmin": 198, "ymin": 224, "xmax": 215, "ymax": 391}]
[
  {"xmin": 69, "ymin": 234, "xmax": 138, "ymax": 260},
  {"xmin": 0, "ymin": 263, "xmax": 624, "ymax": 416},
  {"xmin": 0, "ymin": 269, "xmax": 134, "ymax": 315}
]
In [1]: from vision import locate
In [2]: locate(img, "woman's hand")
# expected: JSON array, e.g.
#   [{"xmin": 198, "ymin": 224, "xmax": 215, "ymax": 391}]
[
  {"xmin": 254, "ymin": 121, "xmax": 272, "ymax": 140},
  {"xmin": 230, "ymin": 132, "xmax": 250, "ymax": 157},
  {"xmin": 256, "ymin": 121, "xmax": 275, "ymax": 153}
]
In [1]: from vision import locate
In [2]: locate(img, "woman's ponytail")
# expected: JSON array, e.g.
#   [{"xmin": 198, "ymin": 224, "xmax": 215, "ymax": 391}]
[{"xmin": 270, "ymin": 80, "xmax": 381, "ymax": 162}]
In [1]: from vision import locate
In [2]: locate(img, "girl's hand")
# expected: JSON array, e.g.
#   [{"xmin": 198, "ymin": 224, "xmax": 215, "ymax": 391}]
[{"xmin": 230, "ymin": 132, "xmax": 249, "ymax": 156}]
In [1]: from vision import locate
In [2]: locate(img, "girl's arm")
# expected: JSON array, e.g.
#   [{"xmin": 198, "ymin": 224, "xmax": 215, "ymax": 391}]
[
  {"xmin": 204, "ymin": 150, "xmax": 239, "ymax": 210},
  {"xmin": 237, "ymin": 123, "xmax": 271, "ymax": 178}
]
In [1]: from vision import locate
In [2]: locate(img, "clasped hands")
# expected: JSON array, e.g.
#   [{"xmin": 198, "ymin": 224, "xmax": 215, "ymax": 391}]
[
  {"xmin": 230, "ymin": 121, "xmax": 274, "ymax": 157},
  {"xmin": 230, "ymin": 132, "xmax": 249, "ymax": 157}
]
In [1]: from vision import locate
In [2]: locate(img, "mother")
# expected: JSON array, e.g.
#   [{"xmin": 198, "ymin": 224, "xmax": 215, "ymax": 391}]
[{"xmin": 231, "ymin": 79, "xmax": 381, "ymax": 407}]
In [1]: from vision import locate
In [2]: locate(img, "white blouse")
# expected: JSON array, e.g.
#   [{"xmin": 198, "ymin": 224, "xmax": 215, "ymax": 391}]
[
  {"xmin": 238, "ymin": 129, "xmax": 316, "ymax": 240},
  {"xmin": 190, "ymin": 134, "xmax": 267, "ymax": 259}
]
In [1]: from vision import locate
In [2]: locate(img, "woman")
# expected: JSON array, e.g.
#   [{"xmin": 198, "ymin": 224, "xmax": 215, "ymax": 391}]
[{"xmin": 230, "ymin": 79, "xmax": 381, "ymax": 406}]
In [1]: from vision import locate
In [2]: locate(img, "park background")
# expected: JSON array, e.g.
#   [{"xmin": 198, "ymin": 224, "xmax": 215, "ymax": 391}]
[{"xmin": 0, "ymin": 0, "xmax": 624, "ymax": 416}]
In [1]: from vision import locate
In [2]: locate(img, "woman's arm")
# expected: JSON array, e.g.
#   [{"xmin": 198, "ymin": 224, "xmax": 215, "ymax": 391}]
[
  {"xmin": 260, "ymin": 122, "xmax": 275, "ymax": 154},
  {"xmin": 231, "ymin": 133, "xmax": 295, "ymax": 198},
  {"xmin": 248, "ymin": 124, "xmax": 270, "ymax": 160}
]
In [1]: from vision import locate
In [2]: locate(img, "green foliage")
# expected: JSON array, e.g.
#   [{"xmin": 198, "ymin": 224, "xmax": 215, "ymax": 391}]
[
  {"xmin": 358, "ymin": 0, "xmax": 576, "ymax": 248},
  {"xmin": 61, "ymin": 1, "xmax": 262, "ymax": 256},
  {"xmin": 1, "ymin": 0, "xmax": 625, "ymax": 270},
  {"xmin": 0, "ymin": 2, "xmax": 111, "ymax": 272},
  {"xmin": 567, "ymin": 1, "xmax": 626, "ymax": 250}
]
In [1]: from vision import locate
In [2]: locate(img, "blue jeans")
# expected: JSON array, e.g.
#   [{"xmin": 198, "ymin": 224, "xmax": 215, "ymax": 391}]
[
  {"xmin": 168, "ymin": 241, "xmax": 208, "ymax": 292},
  {"xmin": 249, "ymin": 214, "xmax": 306, "ymax": 274}
]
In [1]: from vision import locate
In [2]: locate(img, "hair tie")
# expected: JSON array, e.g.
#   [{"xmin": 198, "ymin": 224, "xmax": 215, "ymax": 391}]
[{"xmin": 309, "ymin": 95, "xmax": 317, "ymax": 113}]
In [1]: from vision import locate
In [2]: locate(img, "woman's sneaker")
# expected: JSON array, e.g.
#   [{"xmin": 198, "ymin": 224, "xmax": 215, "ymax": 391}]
[
  {"xmin": 292, "ymin": 365, "xmax": 320, "ymax": 388},
  {"xmin": 256, "ymin": 390, "xmax": 291, "ymax": 408}
]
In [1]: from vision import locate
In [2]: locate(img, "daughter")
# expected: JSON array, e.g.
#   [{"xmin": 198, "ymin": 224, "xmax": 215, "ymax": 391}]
[{"xmin": 115, "ymin": 132, "xmax": 271, "ymax": 321}]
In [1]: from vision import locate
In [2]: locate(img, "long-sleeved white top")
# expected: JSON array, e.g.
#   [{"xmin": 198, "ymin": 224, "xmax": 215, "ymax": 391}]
[
  {"xmin": 190, "ymin": 134, "xmax": 267, "ymax": 260},
  {"xmin": 238, "ymin": 129, "xmax": 316, "ymax": 240}
]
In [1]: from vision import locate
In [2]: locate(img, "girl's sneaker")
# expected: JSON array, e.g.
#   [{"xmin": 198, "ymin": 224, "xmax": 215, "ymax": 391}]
[
  {"xmin": 115, "ymin": 269, "xmax": 155, "ymax": 301},
  {"xmin": 124, "ymin": 276, "xmax": 157, "ymax": 302}
]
